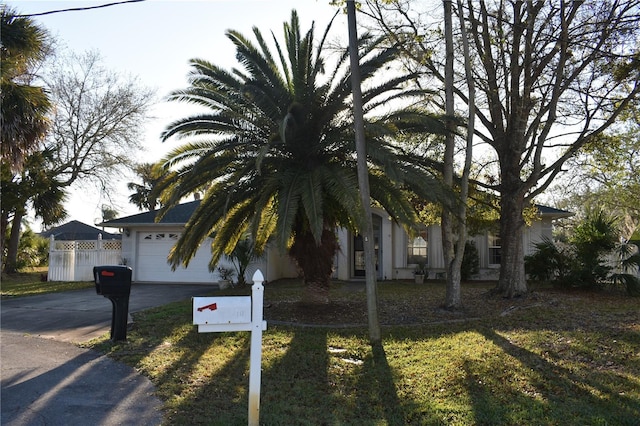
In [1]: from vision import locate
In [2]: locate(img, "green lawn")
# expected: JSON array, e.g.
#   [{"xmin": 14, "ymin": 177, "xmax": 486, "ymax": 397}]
[
  {"xmin": 85, "ymin": 280, "xmax": 640, "ymax": 425},
  {"xmin": 1, "ymin": 268, "xmax": 93, "ymax": 298}
]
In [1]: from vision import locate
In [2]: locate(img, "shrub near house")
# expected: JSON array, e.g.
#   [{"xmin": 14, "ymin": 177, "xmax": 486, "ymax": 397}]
[{"xmin": 525, "ymin": 211, "xmax": 640, "ymax": 296}]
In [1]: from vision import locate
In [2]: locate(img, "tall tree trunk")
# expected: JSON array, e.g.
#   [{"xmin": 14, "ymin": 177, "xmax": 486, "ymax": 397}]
[
  {"xmin": 496, "ymin": 189, "xmax": 527, "ymax": 297},
  {"xmin": 455, "ymin": 0, "xmax": 476, "ymax": 301},
  {"xmin": 442, "ymin": 0, "xmax": 462, "ymax": 309},
  {"xmin": 0, "ymin": 211, "xmax": 9, "ymax": 268},
  {"xmin": 4, "ymin": 209, "xmax": 24, "ymax": 274},
  {"xmin": 347, "ymin": 0, "xmax": 381, "ymax": 343},
  {"xmin": 493, "ymin": 134, "xmax": 528, "ymax": 297}
]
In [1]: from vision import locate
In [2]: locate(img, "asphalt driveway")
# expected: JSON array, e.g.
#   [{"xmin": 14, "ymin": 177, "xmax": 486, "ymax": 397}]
[
  {"xmin": 1, "ymin": 283, "xmax": 215, "ymax": 425},
  {"xmin": 1, "ymin": 283, "xmax": 214, "ymax": 342}
]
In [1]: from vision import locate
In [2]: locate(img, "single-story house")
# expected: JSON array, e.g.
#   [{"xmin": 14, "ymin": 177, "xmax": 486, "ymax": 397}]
[{"xmin": 98, "ymin": 201, "xmax": 572, "ymax": 284}]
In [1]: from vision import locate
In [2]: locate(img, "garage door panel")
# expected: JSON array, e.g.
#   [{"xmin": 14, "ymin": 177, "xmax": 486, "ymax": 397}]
[
  {"xmin": 135, "ymin": 231, "xmax": 217, "ymax": 283},
  {"xmin": 139, "ymin": 245, "xmax": 175, "ymax": 256}
]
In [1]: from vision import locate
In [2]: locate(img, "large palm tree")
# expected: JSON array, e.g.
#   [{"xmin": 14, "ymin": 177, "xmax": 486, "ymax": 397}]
[
  {"xmin": 0, "ymin": 6, "xmax": 52, "ymax": 171},
  {"xmin": 156, "ymin": 10, "xmax": 447, "ymax": 302}
]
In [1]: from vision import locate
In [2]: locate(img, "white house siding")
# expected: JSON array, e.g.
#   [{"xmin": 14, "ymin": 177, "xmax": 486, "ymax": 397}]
[
  {"xmin": 113, "ymin": 209, "xmax": 562, "ymax": 284},
  {"xmin": 391, "ymin": 221, "xmax": 408, "ymax": 279},
  {"xmin": 472, "ymin": 233, "xmax": 496, "ymax": 280},
  {"xmin": 527, "ymin": 220, "xmax": 553, "ymax": 250},
  {"xmin": 335, "ymin": 228, "xmax": 350, "ymax": 281},
  {"xmin": 384, "ymin": 218, "xmax": 552, "ymax": 279},
  {"xmin": 260, "ymin": 246, "xmax": 298, "ymax": 282},
  {"xmin": 379, "ymin": 213, "xmax": 393, "ymax": 280},
  {"xmin": 427, "ymin": 226, "xmax": 445, "ymax": 272}
]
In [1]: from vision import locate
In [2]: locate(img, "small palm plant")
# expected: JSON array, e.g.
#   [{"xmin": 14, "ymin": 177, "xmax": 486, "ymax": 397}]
[
  {"xmin": 154, "ymin": 10, "xmax": 447, "ymax": 302},
  {"xmin": 526, "ymin": 211, "xmax": 639, "ymax": 296},
  {"xmin": 226, "ymin": 235, "xmax": 261, "ymax": 286},
  {"xmin": 610, "ymin": 240, "xmax": 640, "ymax": 296}
]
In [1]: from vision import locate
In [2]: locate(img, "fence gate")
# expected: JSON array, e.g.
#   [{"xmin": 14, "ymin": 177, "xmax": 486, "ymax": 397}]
[{"xmin": 48, "ymin": 235, "xmax": 122, "ymax": 281}]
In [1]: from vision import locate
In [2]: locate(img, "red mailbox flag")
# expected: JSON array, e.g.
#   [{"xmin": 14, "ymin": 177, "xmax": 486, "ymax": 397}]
[{"xmin": 197, "ymin": 303, "xmax": 217, "ymax": 312}]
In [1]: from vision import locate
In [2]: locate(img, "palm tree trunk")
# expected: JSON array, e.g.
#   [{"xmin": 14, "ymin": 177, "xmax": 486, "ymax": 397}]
[{"xmin": 290, "ymin": 228, "xmax": 337, "ymax": 305}]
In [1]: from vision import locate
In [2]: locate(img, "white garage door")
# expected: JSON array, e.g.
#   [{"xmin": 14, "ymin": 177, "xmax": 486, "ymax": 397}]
[{"xmin": 135, "ymin": 231, "xmax": 217, "ymax": 283}]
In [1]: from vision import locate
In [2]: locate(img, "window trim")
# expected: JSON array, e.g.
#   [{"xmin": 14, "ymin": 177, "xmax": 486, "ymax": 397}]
[
  {"xmin": 488, "ymin": 232, "xmax": 501, "ymax": 267},
  {"xmin": 406, "ymin": 228, "xmax": 428, "ymax": 267}
]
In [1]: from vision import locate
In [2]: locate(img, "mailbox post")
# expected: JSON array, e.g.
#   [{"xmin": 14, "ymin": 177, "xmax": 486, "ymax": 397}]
[
  {"xmin": 93, "ymin": 265, "xmax": 132, "ymax": 341},
  {"xmin": 193, "ymin": 270, "xmax": 266, "ymax": 426}
]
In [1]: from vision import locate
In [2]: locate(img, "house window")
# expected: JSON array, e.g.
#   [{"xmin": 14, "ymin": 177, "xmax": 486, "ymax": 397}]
[
  {"xmin": 488, "ymin": 233, "xmax": 501, "ymax": 266},
  {"xmin": 407, "ymin": 229, "xmax": 428, "ymax": 266}
]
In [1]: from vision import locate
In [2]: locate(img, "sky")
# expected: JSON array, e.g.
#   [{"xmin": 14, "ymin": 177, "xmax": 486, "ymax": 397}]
[{"xmin": 6, "ymin": 0, "xmax": 348, "ymax": 229}]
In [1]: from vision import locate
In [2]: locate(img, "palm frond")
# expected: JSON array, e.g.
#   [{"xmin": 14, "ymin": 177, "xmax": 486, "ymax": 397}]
[
  {"xmin": 275, "ymin": 169, "xmax": 303, "ymax": 249},
  {"xmin": 209, "ymin": 199, "xmax": 255, "ymax": 268}
]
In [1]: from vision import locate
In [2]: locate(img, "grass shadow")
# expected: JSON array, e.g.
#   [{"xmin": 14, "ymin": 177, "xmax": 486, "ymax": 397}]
[
  {"xmin": 165, "ymin": 331, "xmax": 253, "ymax": 424},
  {"xmin": 104, "ymin": 301, "xmax": 255, "ymax": 424},
  {"xmin": 260, "ymin": 326, "xmax": 336, "ymax": 425},
  {"xmin": 351, "ymin": 341, "xmax": 408, "ymax": 425},
  {"xmin": 473, "ymin": 326, "xmax": 640, "ymax": 425},
  {"xmin": 86, "ymin": 283, "xmax": 638, "ymax": 425}
]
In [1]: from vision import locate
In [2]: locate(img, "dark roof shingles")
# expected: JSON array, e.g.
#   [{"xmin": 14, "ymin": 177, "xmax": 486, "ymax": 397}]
[
  {"xmin": 100, "ymin": 201, "xmax": 200, "ymax": 226},
  {"xmin": 40, "ymin": 220, "xmax": 121, "ymax": 240}
]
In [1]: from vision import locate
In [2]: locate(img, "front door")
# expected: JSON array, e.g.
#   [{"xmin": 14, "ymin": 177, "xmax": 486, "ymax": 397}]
[{"xmin": 353, "ymin": 214, "xmax": 382, "ymax": 278}]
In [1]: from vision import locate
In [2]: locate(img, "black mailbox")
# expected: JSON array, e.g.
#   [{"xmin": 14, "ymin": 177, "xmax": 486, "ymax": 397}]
[
  {"xmin": 94, "ymin": 265, "xmax": 132, "ymax": 296},
  {"xmin": 93, "ymin": 265, "xmax": 133, "ymax": 341}
]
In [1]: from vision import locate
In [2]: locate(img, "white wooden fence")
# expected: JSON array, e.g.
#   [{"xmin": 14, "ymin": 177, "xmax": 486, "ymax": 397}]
[
  {"xmin": 606, "ymin": 243, "xmax": 640, "ymax": 278},
  {"xmin": 48, "ymin": 235, "xmax": 122, "ymax": 281}
]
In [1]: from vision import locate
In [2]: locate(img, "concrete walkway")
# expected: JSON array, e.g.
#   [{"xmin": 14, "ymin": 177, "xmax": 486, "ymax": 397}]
[{"xmin": 1, "ymin": 283, "xmax": 214, "ymax": 425}]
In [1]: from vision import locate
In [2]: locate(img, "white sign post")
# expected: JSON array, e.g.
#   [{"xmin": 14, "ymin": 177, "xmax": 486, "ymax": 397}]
[{"xmin": 193, "ymin": 269, "xmax": 267, "ymax": 426}]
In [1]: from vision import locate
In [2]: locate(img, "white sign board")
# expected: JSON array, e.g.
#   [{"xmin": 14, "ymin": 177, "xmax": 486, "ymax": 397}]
[{"xmin": 193, "ymin": 296, "xmax": 251, "ymax": 325}]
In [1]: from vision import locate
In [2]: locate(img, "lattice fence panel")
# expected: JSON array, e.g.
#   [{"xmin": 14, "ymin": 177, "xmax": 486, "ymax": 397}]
[
  {"xmin": 76, "ymin": 241, "xmax": 97, "ymax": 250},
  {"xmin": 102, "ymin": 240, "xmax": 122, "ymax": 250},
  {"xmin": 54, "ymin": 241, "xmax": 76, "ymax": 251}
]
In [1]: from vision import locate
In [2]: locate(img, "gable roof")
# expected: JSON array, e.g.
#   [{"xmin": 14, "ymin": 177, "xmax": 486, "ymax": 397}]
[
  {"xmin": 40, "ymin": 220, "xmax": 122, "ymax": 241},
  {"xmin": 97, "ymin": 201, "xmax": 201, "ymax": 228},
  {"xmin": 535, "ymin": 204, "xmax": 573, "ymax": 218}
]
